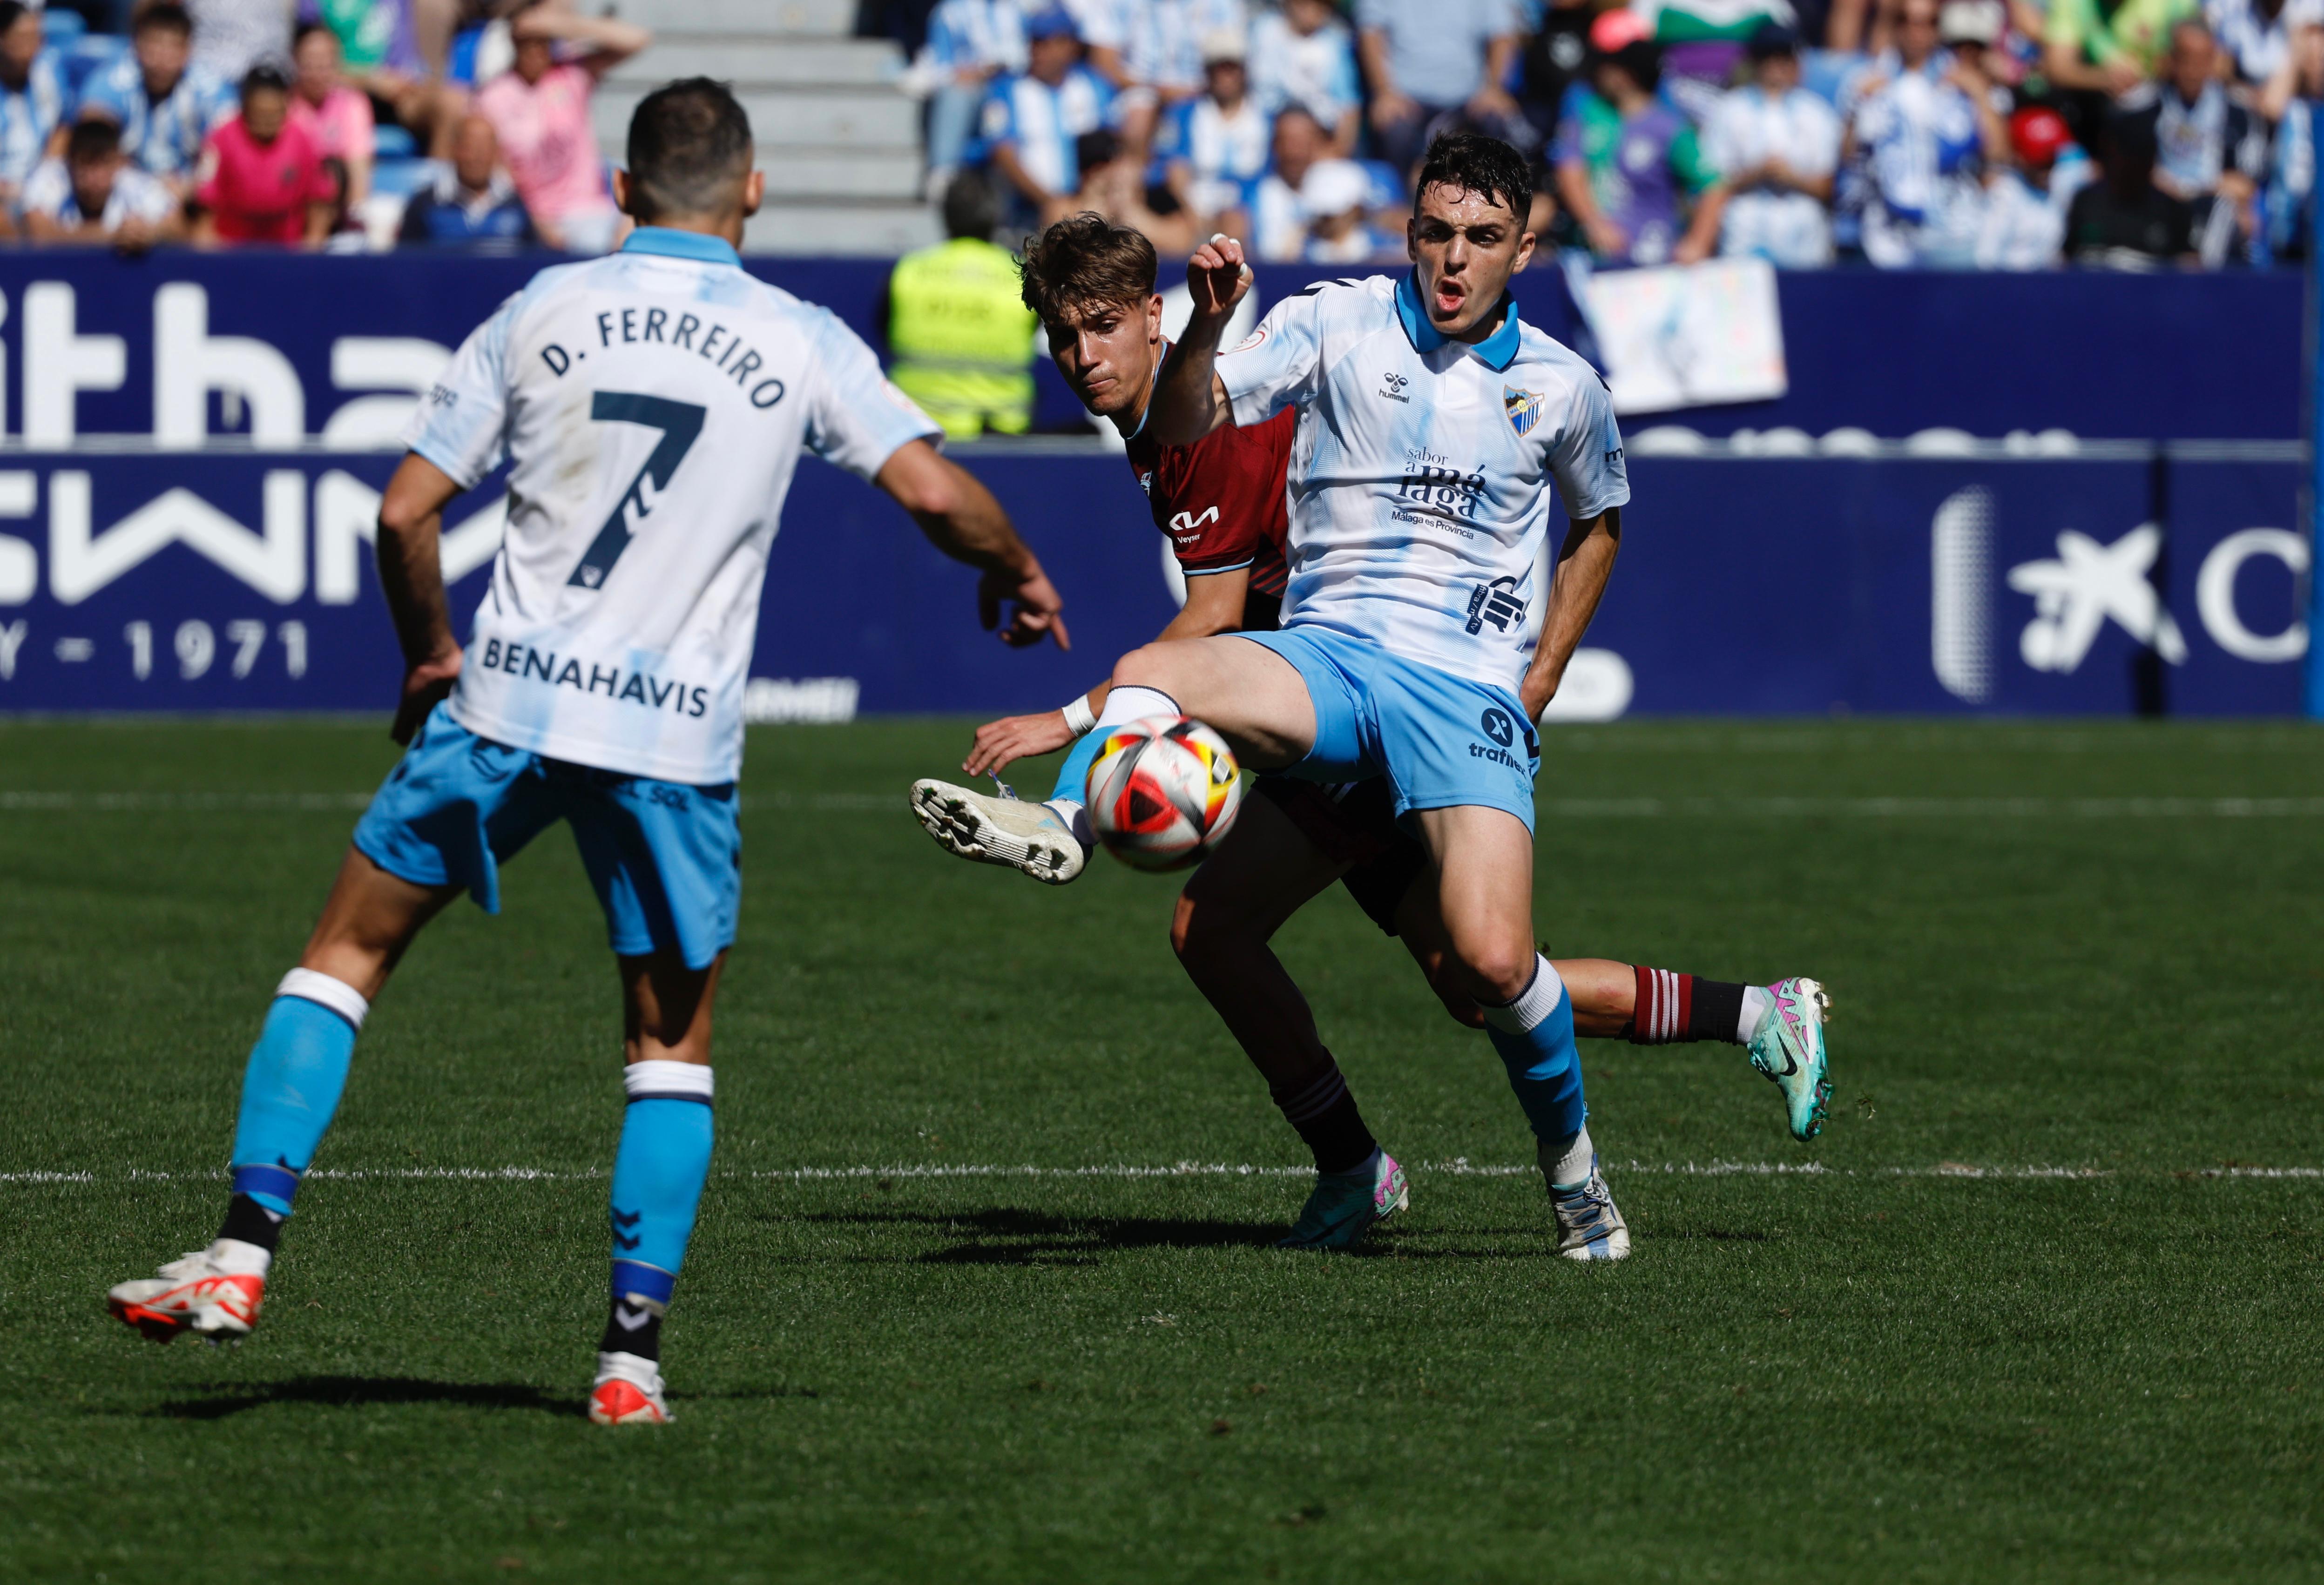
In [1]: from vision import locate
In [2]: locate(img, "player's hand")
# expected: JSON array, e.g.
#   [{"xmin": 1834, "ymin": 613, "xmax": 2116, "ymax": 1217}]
[
  {"xmin": 1520, "ymin": 663, "xmax": 1563, "ymax": 723},
  {"xmin": 391, "ymin": 648, "xmax": 462, "ymax": 746},
  {"xmin": 1369, "ymin": 90, "xmax": 1419, "ymax": 133},
  {"xmin": 964, "ymin": 709, "xmax": 1078, "ymax": 776},
  {"xmin": 1186, "ymin": 233, "xmax": 1253, "ymax": 326},
  {"xmin": 1584, "ymin": 216, "xmax": 1630, "ymax": 258},
  {"xmin": 979, "ymin": 565, "xmax": 1071, "ymax": 650}
]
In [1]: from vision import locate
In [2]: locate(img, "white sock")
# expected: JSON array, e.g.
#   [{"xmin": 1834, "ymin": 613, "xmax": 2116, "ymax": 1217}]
[
  {"xmin": 1540, "ymin": 1126, "xmax": 1595, "ymax": 1192},
  {"xmin": 209, "ymin": 1237, "xmax": 273, "ymax": 1276},
  {"xmin": 1088, "ymin": 684, "xmax": 1179, "ymax": 736},
  {"xmin": 1737, "ymin": 985, "xmax": 1774, "ymax": 1044}
]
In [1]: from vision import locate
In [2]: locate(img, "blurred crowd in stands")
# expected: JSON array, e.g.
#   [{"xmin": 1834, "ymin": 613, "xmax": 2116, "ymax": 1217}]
[
  {"xmin": 882, "ymin": 0, "xmax": 2324, "ymax": 268},
  {"xmin": 0, "ymin": 0, "xmax": 644, "ymax": 251}
]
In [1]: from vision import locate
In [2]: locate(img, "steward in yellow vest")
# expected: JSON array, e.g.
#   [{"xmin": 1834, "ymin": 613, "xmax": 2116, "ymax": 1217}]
[{"xmin": 887, "ymin": 175, "xmax": 1039, "ymax": 438}]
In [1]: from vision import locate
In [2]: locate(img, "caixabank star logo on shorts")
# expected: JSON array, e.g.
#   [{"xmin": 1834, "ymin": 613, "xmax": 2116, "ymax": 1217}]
[{"xmin": 1504, "ymin": 387, "xmax": 1544, "ymax": 438}]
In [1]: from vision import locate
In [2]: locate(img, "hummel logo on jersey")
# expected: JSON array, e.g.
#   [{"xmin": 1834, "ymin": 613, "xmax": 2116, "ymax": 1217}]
[
  {"xmin": 1378, "ymin": 371, "xmax": 1410, "ymax": 403},
  {"xmin": 1465, "ymin": 575, "xmax": 1527, "ymax": 635}
]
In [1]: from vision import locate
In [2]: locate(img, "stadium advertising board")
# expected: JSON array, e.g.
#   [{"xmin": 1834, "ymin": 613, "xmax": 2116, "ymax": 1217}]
[{"xmin": 0, "ymin": 256, "xmax": 2303, "ymax": 717}]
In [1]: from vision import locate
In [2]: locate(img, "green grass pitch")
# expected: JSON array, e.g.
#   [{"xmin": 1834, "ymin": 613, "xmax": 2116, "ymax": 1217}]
[{"xmin": 3, "ymin": 716, "xmax": 2321, "ymax": 1582}]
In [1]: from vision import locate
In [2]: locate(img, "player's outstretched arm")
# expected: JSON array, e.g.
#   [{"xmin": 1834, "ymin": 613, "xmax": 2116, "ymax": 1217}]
[
  {"xmin": 962, "ymin": 566, "xmax": 1251, "ymax": 776},
  {"xmin": 1150, "ymin": 234, "xmax": 1253, "ymax": 446},
  {"xmin": 875, "ymin": 437, "xmax": 1070, "ymax": 651},
  {"xmin": 1521, "ymin": 509, "xmax": 1621, "ymax": 722},
  {"xmin": 376, "ymin": 452, "xmax": 466, "ymax": 746}
]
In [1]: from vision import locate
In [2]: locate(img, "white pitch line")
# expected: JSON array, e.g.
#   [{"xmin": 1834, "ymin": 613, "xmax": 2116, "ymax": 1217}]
[
  {"xmin": 7, "ymin": 789, "xmax": 2324, "ymax": 818},
  {"xmin": 3, "ymin": 1161, "xmax": 2315, "ymax": 1184}
]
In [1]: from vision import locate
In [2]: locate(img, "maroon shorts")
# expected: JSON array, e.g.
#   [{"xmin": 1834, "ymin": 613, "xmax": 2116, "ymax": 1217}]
[{"xmin": 1253, "ymin": 775, "xmax": 1428, "ymax": 936}]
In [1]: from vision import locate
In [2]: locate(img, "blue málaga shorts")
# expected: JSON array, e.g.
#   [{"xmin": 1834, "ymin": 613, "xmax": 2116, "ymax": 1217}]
[
  {"xmin": 1233, "ymin": 626, "xmax": 1540, "ymax": 833},
  {"xmin": 351, "ymin": 704, "xmax": 741, "ymax": 969}
]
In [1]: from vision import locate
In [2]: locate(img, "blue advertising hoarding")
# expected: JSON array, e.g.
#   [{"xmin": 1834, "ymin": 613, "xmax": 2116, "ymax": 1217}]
[{"xmin": 0, "ymin": 254, "xmax": 2302, "ymax": 718}]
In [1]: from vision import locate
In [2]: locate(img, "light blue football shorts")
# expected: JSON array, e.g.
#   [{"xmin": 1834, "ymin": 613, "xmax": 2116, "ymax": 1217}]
[
  {"xmin": 1232, "ymin": 625, "xmax": 1540, "ymax": 833},
  {"xmin": 351, "ymin": 704, "xmax": 741, "ymax": 969}
]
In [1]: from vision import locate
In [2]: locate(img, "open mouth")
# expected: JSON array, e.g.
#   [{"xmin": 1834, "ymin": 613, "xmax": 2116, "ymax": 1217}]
[{"xmin": 1432, "ymin": 282, "xmax": 1466, "ymax": 318}]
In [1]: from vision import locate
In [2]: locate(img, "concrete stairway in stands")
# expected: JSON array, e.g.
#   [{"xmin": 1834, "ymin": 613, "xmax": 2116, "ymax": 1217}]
[{"xmin": 599, "ymin": 0, "xmax": 937, "ymax": 255}]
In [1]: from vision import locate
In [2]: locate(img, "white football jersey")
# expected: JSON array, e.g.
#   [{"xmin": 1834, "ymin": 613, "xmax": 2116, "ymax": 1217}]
[
  {"xmin": 1217, "ymin": 274, "xmax": 1629, "ymax": 690},
  {"xmin": 405, "ymin": 228, "xmax": 940, "ymax": 784}
]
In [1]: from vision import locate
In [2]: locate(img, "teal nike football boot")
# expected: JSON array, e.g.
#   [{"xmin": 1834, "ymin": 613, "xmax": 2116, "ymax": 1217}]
[
  {"xmin": 1748, "ymin": 977, "xmax": 1833, "ymax": 1141},
  {"xmin": 1277, "ymin": 1150, "xmax": 1406, "ymax": 1250}
]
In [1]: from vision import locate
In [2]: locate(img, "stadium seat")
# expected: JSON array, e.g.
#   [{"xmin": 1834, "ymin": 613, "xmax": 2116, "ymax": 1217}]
[
  {"xmin": 374, "ymin": 124, "xmax": 417, "ymax": 161},
  {"xmin": 63, "ymin": 34, "xmax": 127, "ymax": 97},
  {"xmin": 42, "ymin": 9, "xmax": 86, "ymax": 47}
]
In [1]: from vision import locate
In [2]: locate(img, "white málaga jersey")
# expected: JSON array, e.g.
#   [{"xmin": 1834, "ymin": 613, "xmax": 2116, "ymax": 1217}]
[
  {"xmin": 405, "ymin": 227, "xmax": 939, "ymax": 785},
  {"xmin": 1217, "ymin": 273, "xmax": 1628, "ymax": 690}
]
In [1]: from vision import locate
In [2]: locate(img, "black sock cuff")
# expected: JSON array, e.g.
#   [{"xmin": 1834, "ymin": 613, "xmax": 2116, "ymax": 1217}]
[
  {"xmin": 217, "ymin": 1192, "xmax": 284, "ymax": 1253},
  {"xmin": 1690, "ymin": 979, "xmax": 1748, "ymax": 1044}
]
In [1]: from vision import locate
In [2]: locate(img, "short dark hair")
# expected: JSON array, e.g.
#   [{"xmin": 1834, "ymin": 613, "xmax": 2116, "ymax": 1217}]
[
  {"xmin": 1412, "ymin": 131, "xmax": 1531, "ymax": 220},
  {"xmin": 135, "ymin": 2, "xmax": 193, "ymax": 37},
  {"xmin": 626, "ymin": 77, "xmax": 754, "ymax": 221},
  {"xmin": 0, "ymin": 2, "xmax": 33, "ymax": 35},
  {"xmin": 241, "ymin": 63, "xmax": 289, "ymax": 101},
  {"xmin": 1074, "ymin": 127, "xmax": 1122, "ymax": 175},
  {"xmin": 293, "ymin": 20, "xmax": 336, "ymax": 51},
  {"xmin": 1599, "ymin": 38, "xmax": 1662, "ymax": 92},
  {"xmin": 1017, "ymin": 210, "xmax": 1156, "ymax": 324},
  {"xmin": 940, "ymin": 169, "xmax": 1000, "ymax": 241},
  {"xmin": 67, "ymin": 117, "xmax": 120, "ymax": 162}
]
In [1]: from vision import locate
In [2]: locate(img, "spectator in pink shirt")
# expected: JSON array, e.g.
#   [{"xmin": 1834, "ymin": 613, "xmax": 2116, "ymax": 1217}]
[
  {"xmin": 193, "ymin": 64, "xmax": 336, "ymax": 246},
  {"xmin": 474, "ymin": 0, "xmax": 649, "ymax": 252},
  {"xmin": 289, "ymin": 21, "xmax": 375, "ymax": 212}
]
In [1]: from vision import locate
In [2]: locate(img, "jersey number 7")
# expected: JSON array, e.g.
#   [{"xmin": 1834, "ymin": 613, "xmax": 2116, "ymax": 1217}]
[{"xmin": 566, "ymin": 391, "xmax": 708, "ymax": 589}]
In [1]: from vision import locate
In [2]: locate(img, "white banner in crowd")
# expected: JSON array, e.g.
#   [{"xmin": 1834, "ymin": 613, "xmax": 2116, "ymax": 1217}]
[{"xmin": 1575, "ymin": 257, "xmax": 1789, "ymax": 417}]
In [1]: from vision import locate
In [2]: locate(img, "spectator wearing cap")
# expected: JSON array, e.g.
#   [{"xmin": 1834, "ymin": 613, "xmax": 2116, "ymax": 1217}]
[
  {"xmin": 2263, "ymin": 20, "xmax": 2324, "ymax": 257},
  {"xmin": 474, "ymin": 0, "xmax": 649, "ymax": 254},
  {"xmin": 910, "ymin": 0, "xmax": 1027, "ymax": 195},
  {"xmin": 21, "ymin": 118, "xmax": 184, "ymax": 250},
  {"xmin": 1065, "ymin": 126, "xmax": 1198, "ymax": 249},
  {"xmin": 192, "ymin": 64, "xmax": 336, "ymax": 246},
  {"xmin": 396, "ymin": 111, "xmax": 535, "ymax": 249},
  {"xmin": 1939, "ymin": 0, "xmax": 2020, "ymax": 113},
  {"xmin": 1250, "ymin": 0, "xmax": 1362, "ymax": 154},
  {"xmin": 1553, "ymin": 23, "xmax": 1729, "ymax": 264},
  {"xmin": 980, "ymin": 8, "xmax": 1115, "ymax": 226},
  {"xmin": 75, "ymin": 2, "xmax": 238, "ymax": 196},
  {"xmin": 2210, "ymin": 0, "xmax": 2321, "ymax": 84},
  {"xmin": 1156, "ymin": 29, "xmax": 1271, "ymax": 229},
  {"xmin": 1844, "ymin": 0, "xmax": 2009, "ymax": 266},
  {"xmin": 289, "ymin": 21, "xmax": 375, "ymax": 215},
  {"xmin": 1975, "ymin": 104, "xmax": 2094, "ymax": 264},
  {"xmin": 1116, "ymin": 0, "xmax": 1248, "ymax": 158},
  {"xmin": 1628, "ymin": 0, "xmax": 1801, "ymax": 125},
  {"xmin": 1703, "ymin": 22, "xmax": 1840, "ymax": 265},
  {"xmin": 2065, "ymin": 109, "xmax": 2196, "ymax": 263},
  {"xmin": 1295, "ymin": 155, "xmax": 1393, "ymax": 261},
  {"xmin": 1356, "ymin": 0, "xmax": 1527, "ymax": 174},
  {"xmin": 2115, "ymin": 19, "xmax": 2265, "ymax": 264},
  {"xmin": 0, "ymin": 0, "xmax": 64, "ymax": 227}
]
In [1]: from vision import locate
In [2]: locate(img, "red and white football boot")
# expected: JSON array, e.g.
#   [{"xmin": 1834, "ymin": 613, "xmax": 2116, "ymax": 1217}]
[
  {"xmin": 588, "ymin": 1351, "xmax": 673, "ymax": 1425},
  {"xmin": 106, "ymin": 1243, "xmax": 268, "ymax": 1342}
]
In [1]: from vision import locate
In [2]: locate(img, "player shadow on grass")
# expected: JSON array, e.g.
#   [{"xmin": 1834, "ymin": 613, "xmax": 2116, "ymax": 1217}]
[
  {"xmin": 145, "ymin": 1376, "xmax": 584, "ymax": 1421},
  {"xmin": 789, "ymin": 1205, "xmax": 1289, "ymax": 1264}
]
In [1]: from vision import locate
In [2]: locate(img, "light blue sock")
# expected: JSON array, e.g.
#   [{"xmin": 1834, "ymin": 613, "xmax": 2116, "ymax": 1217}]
[
  {"xmin": 228, "ymin": 969, "xmax": 368, "ymax": 1216},
  {"xmin": 1479, "ymin": 955, "xmax": 1588, "ymax": 1167},
  {"xmin": 608, "ymin": 1062, "xmax": 716, "ymax": 1315},
  {"xmin": 1047, "ymin": 684, "xmax": 1180, "ymax": 807},
  {"xmin": 1047, "ymin": 728, "xmax": 1108, "ymax": 806}
]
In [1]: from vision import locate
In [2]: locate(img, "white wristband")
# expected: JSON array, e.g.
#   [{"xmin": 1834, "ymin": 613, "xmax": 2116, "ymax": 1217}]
[{"xmin": 1061, "ymin": 695, "xmax": 1097, "ymax": 735}]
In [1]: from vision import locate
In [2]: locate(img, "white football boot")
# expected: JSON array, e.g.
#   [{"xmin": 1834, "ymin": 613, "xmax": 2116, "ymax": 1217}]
[
  {"xmin": 588, "ymin": 1350, "xmax": 673, "ymax": 1425},
  {"xmin": 909, "ymin": 778, "xmax": 1087, "ymax": 884},
  {"xmin": 1546, "ymin": 1152, "xmax": 1630, "ymax": 1262},
  {"xmin": 107, "ymin": 1242, "xmax": 268, "ymax": 1342}
]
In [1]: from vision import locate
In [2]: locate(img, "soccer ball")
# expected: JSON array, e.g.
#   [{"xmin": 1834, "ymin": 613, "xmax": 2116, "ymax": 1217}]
[{"xmin": 1084, "ymin": 715, "xmax": 1243, "ymax": 870}]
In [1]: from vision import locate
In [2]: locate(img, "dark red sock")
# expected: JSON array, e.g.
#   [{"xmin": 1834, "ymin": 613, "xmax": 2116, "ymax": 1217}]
[{"xmin": 1626, "ymin": 967, "xmax": 1748, "ymax": 1045}]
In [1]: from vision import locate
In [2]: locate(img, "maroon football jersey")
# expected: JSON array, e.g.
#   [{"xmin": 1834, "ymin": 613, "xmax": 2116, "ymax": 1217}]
[{"xmin": 1124, "ymin": 404, "xmax": 1296, "ymax": 609}]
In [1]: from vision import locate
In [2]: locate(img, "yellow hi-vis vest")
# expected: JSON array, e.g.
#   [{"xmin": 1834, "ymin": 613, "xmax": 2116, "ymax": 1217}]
[{"xmin": 886, "ymin": 236, "xmax": 1039, "ymax": 439}]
